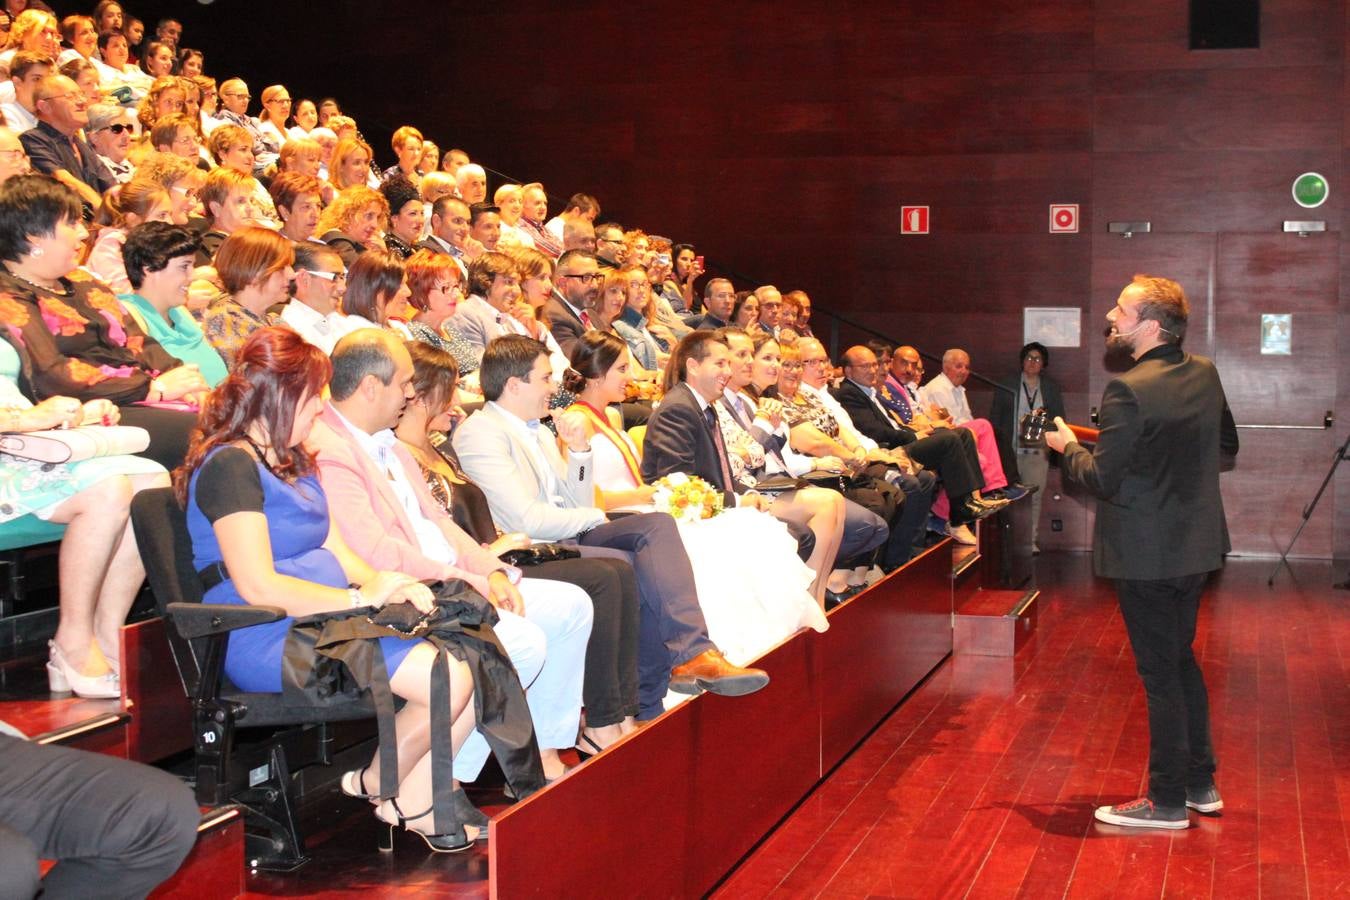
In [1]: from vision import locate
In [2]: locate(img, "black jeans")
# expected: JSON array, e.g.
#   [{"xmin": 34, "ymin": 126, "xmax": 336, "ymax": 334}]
[
  {"xmin": 529, "ymin": 556, "xmax": 640, "ymax": 727},
  {"xmin": 1116, "ymin": 573, "xmax": 1217, "ymax": 808},
  {"xmin": 0, "ymin": 734, "xmax": 200, "ymax": 899}
]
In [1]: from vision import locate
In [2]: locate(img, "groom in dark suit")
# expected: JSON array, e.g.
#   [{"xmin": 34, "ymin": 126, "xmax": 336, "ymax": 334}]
[
  {"xmin": 1048, "ymin": 274, "xmax": 1239, "ymax": 830},
  {"xmin": 640, "ymin": 330, "xmax": 814, "ymax": 561}
]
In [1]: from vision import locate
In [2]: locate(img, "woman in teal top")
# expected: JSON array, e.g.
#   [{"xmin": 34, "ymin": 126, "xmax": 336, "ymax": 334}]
[{"xmin": 116, "ymin": 223, "xmax": 229, "ymax": 385}]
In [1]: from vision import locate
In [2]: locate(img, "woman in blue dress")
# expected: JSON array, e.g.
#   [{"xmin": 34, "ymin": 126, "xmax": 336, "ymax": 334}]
[{"xmin": 176, "ymin": 326, "xmax": 481, "ymax": 852}]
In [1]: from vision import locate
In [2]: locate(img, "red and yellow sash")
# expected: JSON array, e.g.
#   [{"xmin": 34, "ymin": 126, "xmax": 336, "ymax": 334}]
[{"xmin": 566, "ymin": 401, "xmax": 642, "ymax": 487}]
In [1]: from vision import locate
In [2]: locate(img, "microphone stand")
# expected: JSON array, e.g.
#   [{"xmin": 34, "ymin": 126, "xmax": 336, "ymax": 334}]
[{"xmin": 1267, "ymin": 431, "xmax": 1350, "ymax": 587}]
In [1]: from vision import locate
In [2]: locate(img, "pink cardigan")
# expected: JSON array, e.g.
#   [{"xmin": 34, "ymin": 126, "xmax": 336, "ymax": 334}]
[{"xmin": 307, "ymin": 404, "xmax": 509, "ymax": 593}]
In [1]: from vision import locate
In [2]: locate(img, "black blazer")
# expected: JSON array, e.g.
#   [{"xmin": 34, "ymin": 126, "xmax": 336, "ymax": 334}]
[
  {"xmin": 989, "ymin": 373, "xmax": 1066, "ymax": 484},
  {"xmin": 544, "ymin": 294, "xmax": 588, "ymax": 358},
  {"xmin": 1059, "ymin": 344, "xmax": 1238, "ymax": 580},
  {"xmin": 831, "ymin": 377, "xmax": 916, "ymax": 449},
  {"xmin": 639, "ymin": 382, "xmax": 738, "ymax": 506}
]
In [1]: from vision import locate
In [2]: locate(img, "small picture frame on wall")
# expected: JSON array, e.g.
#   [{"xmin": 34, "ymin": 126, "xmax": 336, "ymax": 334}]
[
  {"xmin": 1023, "ymin": 307, "xmax": 1081, "ymax": 348},
  {"xmin": 1260, "ymin": 314, "xmax": 1291, "ymax": 355}
]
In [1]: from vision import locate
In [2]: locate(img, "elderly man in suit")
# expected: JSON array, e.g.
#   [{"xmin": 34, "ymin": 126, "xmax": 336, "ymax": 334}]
[
  {"xmin": 453, "ymin": 334, "xmax": 769, "ymax": 720},
  {"xmin": 307, "ymin": 329, "xmax": 592, "ymax": 783},
  {"xmin": 1047, "ymin": 274, "xmax": 1238, "ymax": 830}
]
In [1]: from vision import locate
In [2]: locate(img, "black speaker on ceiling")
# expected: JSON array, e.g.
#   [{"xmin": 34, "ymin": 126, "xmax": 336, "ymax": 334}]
[{"xmin": 1190, "ymin": 0, "xmax": 1260, "ymax": 49}]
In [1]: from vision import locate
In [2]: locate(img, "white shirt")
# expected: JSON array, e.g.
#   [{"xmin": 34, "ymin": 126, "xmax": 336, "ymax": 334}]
[
  {"xmin": 800, "ymin": 381, "xmax": 879, "ymax": 452},
  {"xmin": 497, "ymin": 221, "xmax": 536, "ymax": 249},
  {"xmin": 278, "ymin": 300, "xmax": 345, "ymax": 354},
  {"xmin": 0, "ymin": 102, "xmax": 37, "ymax": 134},
  {"xmin": 329, "ymin": 405, "xmax": 456, "ymax": 562},
  {"xmin": 919, "ymin": 372, "xmax": 972, "ymax": 425}
]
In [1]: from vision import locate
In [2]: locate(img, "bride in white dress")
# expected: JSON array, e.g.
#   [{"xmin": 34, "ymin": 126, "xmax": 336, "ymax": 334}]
[{"xmin": 561, "ymin": 332, "xmax": 826, "ymax": 667}]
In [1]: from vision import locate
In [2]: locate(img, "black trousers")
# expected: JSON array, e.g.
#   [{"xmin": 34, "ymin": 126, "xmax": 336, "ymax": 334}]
[
  {"xmin": 528, "ymin": 556, "xmax": 640, "ymax": 727},
  {"xmin": 904, "ymin": 428, "xmax": 981, "ymax": 499},
  {"xmin": 0, "ymin": 734, "xmax": 200, "ymax": 900},
  {"xmin": 1116, "ymin": 573, "xmax": 1217, "ymax": 808}
]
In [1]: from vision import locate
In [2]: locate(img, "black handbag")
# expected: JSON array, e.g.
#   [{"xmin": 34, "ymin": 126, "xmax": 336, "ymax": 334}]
[{"xmin": 498, "ymin": 543, "xmax": 581, "ymax": 567}]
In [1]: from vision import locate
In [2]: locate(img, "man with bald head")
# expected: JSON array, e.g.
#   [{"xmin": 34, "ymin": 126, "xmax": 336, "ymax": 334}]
[
  {"xmin": 21, "ymin": 74, "xmax": 112, "ymax": 210},
  {"xmin": 562, "ymin": 217, "xmax": 596, "ymax": 253},
  {"xmin": 917, "ymin": 347, "xmax": 1024, "ymax": 499}
]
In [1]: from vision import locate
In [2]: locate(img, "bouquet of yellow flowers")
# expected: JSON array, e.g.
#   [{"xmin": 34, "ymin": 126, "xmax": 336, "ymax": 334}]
[{"xmin": 651, "ymin": 473, "xmax": 723, "ymax": 525}]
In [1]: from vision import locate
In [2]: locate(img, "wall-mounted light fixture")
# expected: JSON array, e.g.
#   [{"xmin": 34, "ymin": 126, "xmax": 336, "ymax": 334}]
[{"xmin": 1108, "ymin": 221, "xmax": 1151, "ymax": 238}]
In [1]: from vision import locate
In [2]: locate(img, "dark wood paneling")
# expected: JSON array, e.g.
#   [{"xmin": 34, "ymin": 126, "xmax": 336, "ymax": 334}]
[
  {"xmin": 1094, "ymin": 67, "xmax": 1342, "ymax": 152},
  {"xmin": 121, "ymin": 619, "xmax": 192, "ymax": 763}
]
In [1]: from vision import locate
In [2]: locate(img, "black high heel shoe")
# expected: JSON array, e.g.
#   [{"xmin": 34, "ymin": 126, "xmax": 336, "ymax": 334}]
[
  {"xmin": 574, "ymin": 732, "xmax": 605, "ymax": 761},
  {"xmin": 380, "ymin": 798, "xmax": 480, "ymax": 858},
  {"xmin": 377, "ymin": 794, "xmax": 483, "ymax": 854}
]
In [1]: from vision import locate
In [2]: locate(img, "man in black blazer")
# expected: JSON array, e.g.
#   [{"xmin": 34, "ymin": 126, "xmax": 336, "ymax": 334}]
[
  {"xmin": 640, "ymin": 331, "xmax": 813, "ymax": 562},
  {"xmin": 544, "ymin": 250, "xmax": 599, "ymax": 357},
  {"xmin": 1048, "ymin": 274, "xmax": 1238, "ymax": 830},
  {"xmin": 832, "ymin": 345, "xmax": 1000, "ymax": 525}
]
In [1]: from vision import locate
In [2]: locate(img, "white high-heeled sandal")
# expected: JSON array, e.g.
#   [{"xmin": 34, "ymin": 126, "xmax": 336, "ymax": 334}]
[{"xmin": 47, "ymin": 640, "xmax": 120, "ymax": 699}]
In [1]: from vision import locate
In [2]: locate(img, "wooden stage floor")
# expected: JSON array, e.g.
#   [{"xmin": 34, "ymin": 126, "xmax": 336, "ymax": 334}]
[{"xmin": 237, "ymin": 553, "xmax": 1350, "ymax": 899}]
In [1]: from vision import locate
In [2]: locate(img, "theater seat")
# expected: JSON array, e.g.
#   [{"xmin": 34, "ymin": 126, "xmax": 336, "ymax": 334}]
[{"xmin": 130, "ymin": 487, "xmax": 377, "ymax": 872}]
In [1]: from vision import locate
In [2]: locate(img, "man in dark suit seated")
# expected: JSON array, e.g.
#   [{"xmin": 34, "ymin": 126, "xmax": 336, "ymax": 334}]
[
  {"xmin": 543, "ymin": 249, "xmax": 599, "ymax": 357},
  {"xmin": 832, "ymin": 345, "xmax": 1004, "ymax": 528},
  {"xmin": 1047, "ymin": 274, "xmax": 1238, "ymax": 830},
  {"xmin": 686, "ymin": 277, "xmax": 734, "ymax": 331},
  {"xmin": 639, "ymin": 330, "xmax": 815, "ymax": 563}
]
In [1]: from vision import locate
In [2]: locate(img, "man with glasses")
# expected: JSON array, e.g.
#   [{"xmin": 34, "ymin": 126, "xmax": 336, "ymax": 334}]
[
  {"xmin": 86, "ymin": 104, "xmax": 135, "ymax": 183},
  {"xmin": 755, "ymin": 285, "xmax": 783, "ymax": 337},
  {"xmin": 545, "ymin": 249, "xmax": 602, "ymax": 356},
  {"xmin": 0, "ymin": 128, "xmax": 30, "ymax": 183},
  {"xmin": 21, "ymin": 74, "xmax": 111, "ymax": 211},
  {"xmin": 595, "ymin": 222, "xmax": 627, "ymax": 269},
  {"xmin": 215, "ymin": 78, "xmax": 271, "ymax": 173},
  {"xmin": 278, "ymin": 241, "xmax": 348, "ymax": 354},
  {"xmin": 1, "ymin": 51, "xmax": 50, "ymax": 135}
]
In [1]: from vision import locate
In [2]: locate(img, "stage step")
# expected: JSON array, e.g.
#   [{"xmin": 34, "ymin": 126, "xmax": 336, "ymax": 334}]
[
  {"xmin": 952, "ymin": 539, "xmax": 982, "ymax": 608},
  {"xmin": 954, "ymin": 588, "xmax": 1040, "ymax": 657}
]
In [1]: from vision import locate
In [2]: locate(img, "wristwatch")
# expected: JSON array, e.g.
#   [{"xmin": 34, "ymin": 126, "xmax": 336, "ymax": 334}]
[{"xmin": 348, "ymin": 587, "xmax": 365, "ymax": 608}]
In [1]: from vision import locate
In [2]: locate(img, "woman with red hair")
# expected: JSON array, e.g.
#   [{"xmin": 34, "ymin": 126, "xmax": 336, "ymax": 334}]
[{"xmin": 178, "ymin": 327, "xmax": 485, "ymax": 851}]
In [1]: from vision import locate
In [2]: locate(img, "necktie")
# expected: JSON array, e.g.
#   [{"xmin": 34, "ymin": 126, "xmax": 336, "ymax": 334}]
[
  {"xmin": 704, "ymin": 404, "xmax": 736, "ymax": 491},
  {"xmin": 885, "ymin": 380, "xmax": 912, "ymax": 422},
  {"xmin": 580, "ymin": 309, "xmax": 594, "ymax": 329}
]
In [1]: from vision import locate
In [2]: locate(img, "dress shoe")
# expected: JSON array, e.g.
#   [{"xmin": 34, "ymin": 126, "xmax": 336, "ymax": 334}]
[
  {"xmin": 974, "ymin": 495, "xmax": 1011, "ymax": 509},
  {"xmin": 669, "ymin": 650, "xmax": 769, "ymax": 697},
  {"xmin": 946, "ymin": 522, "xmax": 977, "ymax": 545},
  {"xmin": 951, "ymin": 498, "xmax": 998, "ymax": 525}
]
